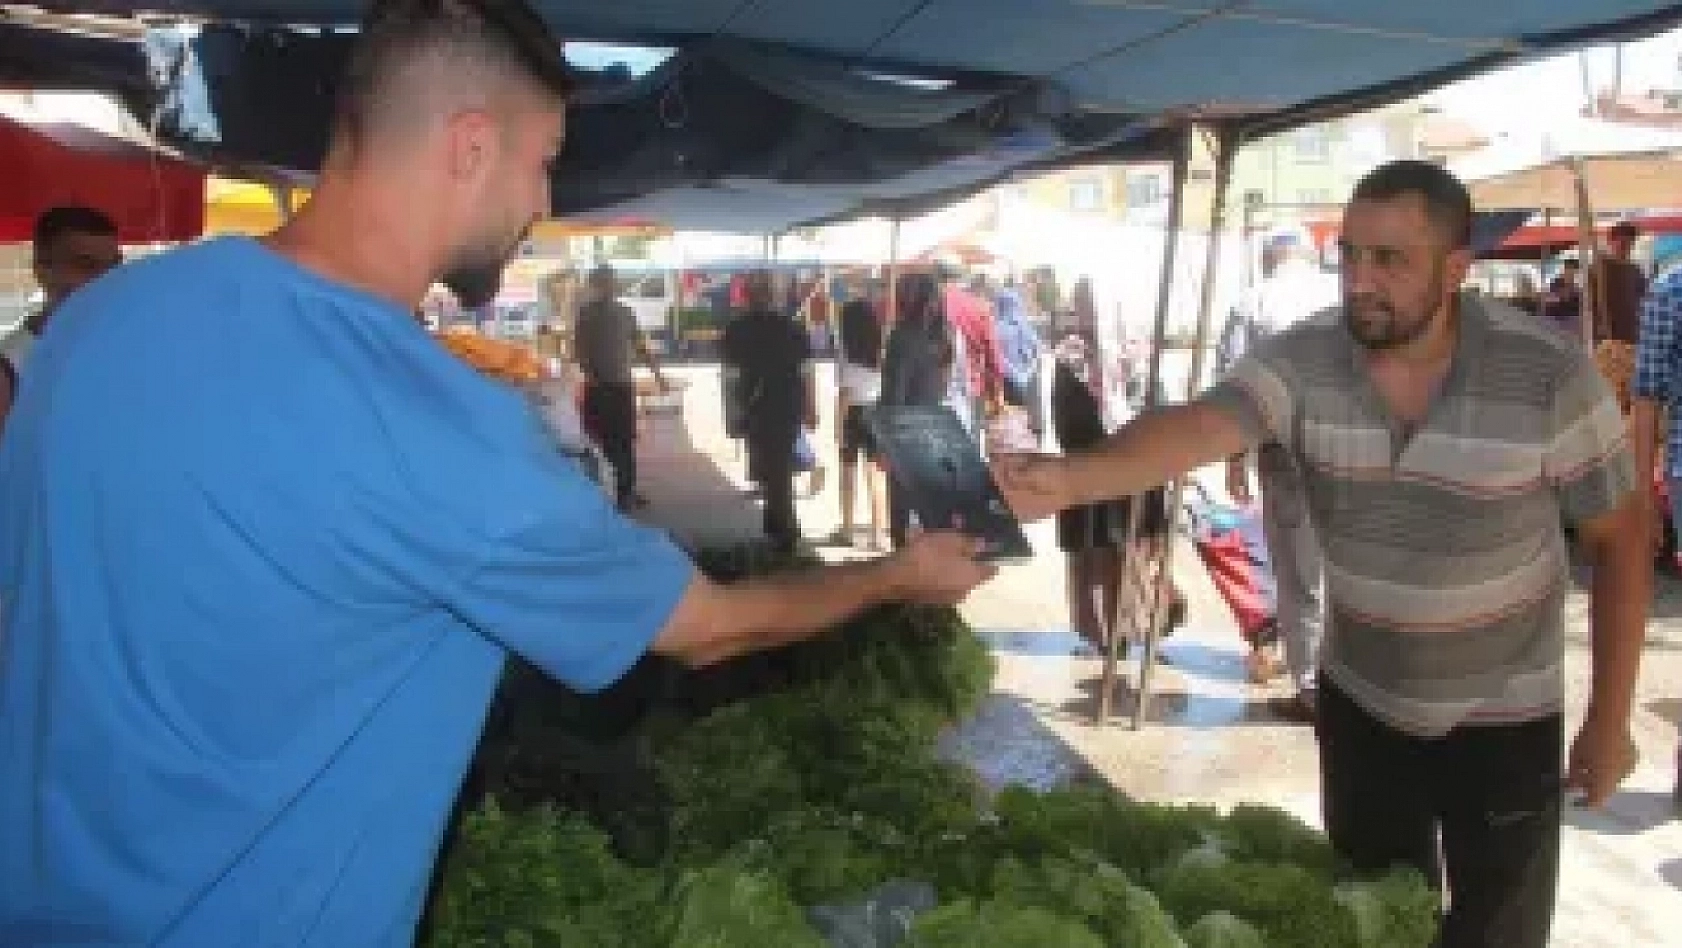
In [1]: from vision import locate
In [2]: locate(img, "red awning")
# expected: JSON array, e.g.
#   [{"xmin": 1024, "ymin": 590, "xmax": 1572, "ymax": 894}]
[{"xmin": 0, "ymin": 114, "xmax": 205, "ymax": 244}]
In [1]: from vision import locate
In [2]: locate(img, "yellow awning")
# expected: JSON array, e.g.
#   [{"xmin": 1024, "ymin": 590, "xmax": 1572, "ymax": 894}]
[
  {"xmin": 203, "ymin": 177, "xmax": 310, "ymax": 235},
  {"xmin": 203, "ymin": 177, "xmax": 672, "ymax": 239}
]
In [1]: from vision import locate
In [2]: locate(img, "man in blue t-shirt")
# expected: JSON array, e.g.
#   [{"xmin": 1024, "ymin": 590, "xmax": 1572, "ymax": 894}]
[{"xmin": 0, "ymin": 3, "xmax": 995, "ymax": 945}]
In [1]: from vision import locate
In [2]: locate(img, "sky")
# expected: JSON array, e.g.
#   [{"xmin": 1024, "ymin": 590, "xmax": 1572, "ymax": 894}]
[
  {"xmin": 1418, "ymin": 26, "xmax": 1682, "ymax": 133},
  {"xmin": 564, "ymin": 42, "xmax": 672, "ymax": 76}
]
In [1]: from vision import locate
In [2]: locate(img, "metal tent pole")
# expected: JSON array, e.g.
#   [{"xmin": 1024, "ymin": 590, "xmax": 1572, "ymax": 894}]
[
  {"xmin": 1572, "ymin": 159, "xmax": 1602, "ymax": 349},
  {"xmin": 886, "ymin": 216, "xmax": 902, "ymax": 324},
  {"xmin": 269, "ymin": 182, "xmax": 296, "ymax": 223},
  {"xmin": 1095, "ymin": 129, "xmax": 1191, "ymax": 727},
  {"xmin": 1132, "ymin": 126, "xmax": 1237, "ymax": 731}
]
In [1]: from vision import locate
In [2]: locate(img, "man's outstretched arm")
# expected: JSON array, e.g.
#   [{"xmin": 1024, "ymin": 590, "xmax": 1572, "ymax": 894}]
[
  {"xmin": 994, "ymin": 398, "xmax": 1259, "ymax": 523},
  {"xmin": 652, "ymin": 531, "xmax": 995, "ymax": 667}
]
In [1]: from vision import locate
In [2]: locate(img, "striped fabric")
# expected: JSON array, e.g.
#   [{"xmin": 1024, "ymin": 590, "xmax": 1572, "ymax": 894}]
[{"xmin": 1203, "ymin": 294, "xmax": 1635, "ymax": 737}]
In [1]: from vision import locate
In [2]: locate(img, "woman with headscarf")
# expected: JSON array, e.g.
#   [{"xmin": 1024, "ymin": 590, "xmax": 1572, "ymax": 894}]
[{"xmin": 1050, "ymin": 282, "xmax": 1184, "ymax": 656}]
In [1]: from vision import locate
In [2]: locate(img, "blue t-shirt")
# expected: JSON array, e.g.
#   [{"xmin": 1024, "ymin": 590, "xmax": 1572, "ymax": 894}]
[{"xmin": 0, "ymin": 237, "xmax": 693, "ymax": 946}]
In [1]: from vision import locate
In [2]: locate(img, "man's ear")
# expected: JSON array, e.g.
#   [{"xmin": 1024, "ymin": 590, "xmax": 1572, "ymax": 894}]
[
  {"xmin": 444, "ymin": 108, "xmax": 498, "ymax": 182},
  {"xmin": 1446, "ymin": 245, "xmax": 1474, "ymax": 287}
]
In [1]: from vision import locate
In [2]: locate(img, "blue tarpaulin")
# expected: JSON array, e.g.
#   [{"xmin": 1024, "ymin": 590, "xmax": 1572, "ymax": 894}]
[{"xmin": 12, "ymin": 1, "xmax": 1682, "ymax": 230}]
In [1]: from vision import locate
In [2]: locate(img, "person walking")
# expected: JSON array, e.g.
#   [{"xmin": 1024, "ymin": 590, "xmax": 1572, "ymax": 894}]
[
  {"xmin": 1629, "ymin": 253, "xmax": 1682, "ymax": 810},
  {"xmin": 1216, "ymin": 229, "xmax": 1341, "ymax": 721},
  {"xmin": 573, "ymin": 262, "xmax": 668, "ymax": 510},
  {"xmin": 722, "ymin": 270, "xmax": 817, "ymax": 553},
  {"xmin": 880, "ymin": 271, "xmax": 963, "ymax": 547},
  {"xmin": 828, "ymin": 294, "xmax": 890, "ymax": 551}
]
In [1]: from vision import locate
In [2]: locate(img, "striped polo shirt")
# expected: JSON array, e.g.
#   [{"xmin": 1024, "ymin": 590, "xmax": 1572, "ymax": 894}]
[{"xmin": 1204, "ymin": 293, "xmax": 1635, "ymax": 737}]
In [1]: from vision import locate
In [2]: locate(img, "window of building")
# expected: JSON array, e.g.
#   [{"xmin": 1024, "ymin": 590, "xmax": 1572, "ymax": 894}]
[
  {"xmin": 1125, "ymin": 173, "xmax": 1163, "ymax": 209},
  {"xmin": 1292, "ymin": 127, "xmax": 1333, "ymax": 163},
  {"xmin": 1068, "ymin": 177, "xmax": 1105, "ymax": 212}
]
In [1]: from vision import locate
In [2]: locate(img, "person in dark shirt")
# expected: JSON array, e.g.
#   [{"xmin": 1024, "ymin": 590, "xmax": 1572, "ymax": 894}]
[
  {"xmin": 1540, "ymin": 258, "xmax": 1583, "ymax": 342},
  {"xmin": 1592, "ymin": 222, "xmax": 1648, "ymax": 345},
  {"xmin": 722, "ymin": 270, "xmax": 815, "ymax": 552},
  {"xmin": 574, "ymin": 263, "xmax": 667, "ymax": 511},
  {"xmin": 1, "ymin": 206, "xmax": 121, "ymax": 431}
]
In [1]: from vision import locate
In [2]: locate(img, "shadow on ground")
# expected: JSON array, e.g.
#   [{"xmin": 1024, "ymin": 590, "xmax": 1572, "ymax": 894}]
[
  {"xmin": 1661, "ymin": 858, "xmax": 1682, "ymax": 892},
  {"xmin": 978, "ymin": 629, "xmax": 1301, "ymax": 729},
  {"xmin": 629, "ymin": 404, "xmax": 768, "ymax": 548},
  {"xmin": 939, "ymin": 692, "xmax": 1109, "ymax": 792},
  {"xmin": 1565, "ymin": 789, "xmax": 1676, "ymax": 836}
]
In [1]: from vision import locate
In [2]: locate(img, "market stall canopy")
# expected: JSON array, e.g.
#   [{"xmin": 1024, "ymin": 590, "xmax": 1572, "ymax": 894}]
[
  {"xmin": 1453, "ymin": 117, "xmax": 1682, "ymax": 213},
  {"xmin": 1475, "ymin": 213, "xmax": 1682, "ymax": 259},
  {"xmin": 11, "ymin": 2, "xmax": 1682, "ymax": 230},
  {"xmin": 33, "ymin": 2, "xmax": 1682, "ymax": 117},
  {"xmin": 0, "ymin": 111, "xmax": 204, "ymax": 243},
  {"xmin": 203, "ymin": 176, "xmax": 305, "ymax": 234}
]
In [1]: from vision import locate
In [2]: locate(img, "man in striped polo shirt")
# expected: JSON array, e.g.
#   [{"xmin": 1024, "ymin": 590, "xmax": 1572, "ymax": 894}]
[{"xmin": 997, "ymin": 160, "xmax": 1648, "ymax": 948}]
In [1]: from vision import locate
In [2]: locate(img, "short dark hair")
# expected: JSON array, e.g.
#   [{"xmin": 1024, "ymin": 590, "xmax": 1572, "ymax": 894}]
[
  {"xmin": 1609, "ymin": 221, "xmax": 1640, "ymax": 240},
  {"xmin": 1349, "ymin": 160, "xmax": 1473, "ymax": 249},
  {"xmin": 337, "ymin": 0, "xmax": 575, "ymax": 139},
  {"xmin": 838, "ymin": 299, "xmax": 882, "ymax": 369},
  {"xmin": 33, "ymin": 205, "xmax": 117, "ymax": 257}
]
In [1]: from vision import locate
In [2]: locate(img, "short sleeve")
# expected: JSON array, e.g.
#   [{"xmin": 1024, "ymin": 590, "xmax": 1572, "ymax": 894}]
[
  {"xmin": 442, "ymin": 419, "xmax": 694, "ymax": 692},
  {"xmin": 1197, "ymin": 336, "xmax": 1298, "ymax": 452},
  {"xmin": 1546, "ymin": 355, "xmax": 1637, "ymax": 526}
]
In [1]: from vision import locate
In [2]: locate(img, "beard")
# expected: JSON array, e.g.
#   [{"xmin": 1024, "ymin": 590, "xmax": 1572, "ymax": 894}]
[
  {"xmin": 442, "ymin": 221, "xmax": 532, "ymax": 309},
  {"xmin": 1342, "ymin": 260, "xmax": 1445, "ymax": 351}
]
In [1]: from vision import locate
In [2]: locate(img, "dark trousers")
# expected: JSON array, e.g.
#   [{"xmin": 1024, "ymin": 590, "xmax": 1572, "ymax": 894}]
[
  {"xmin": 1317, "ymin": 678, "xmax": 1562, "ymax": 948},
  {"xmin": 746, "ymin": 428, "xmax": 799, "ymax": 552},
  {"xmin": 584, "ymin": 383, "xmax": 638, "ymax": 503}
]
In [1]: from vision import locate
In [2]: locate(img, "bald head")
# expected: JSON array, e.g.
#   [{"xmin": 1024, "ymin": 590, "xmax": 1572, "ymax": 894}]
[{"xmin": 335, "ymin": 0, "xmax": 574, "ymax": 150}]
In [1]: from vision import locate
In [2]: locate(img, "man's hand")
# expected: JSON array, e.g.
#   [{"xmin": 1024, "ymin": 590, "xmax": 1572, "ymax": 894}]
[
  {"xmin": 1565, "ymin": 715, "xmax": 1639, "ymax": 807},
  {"xmin": 1225, "ymin": 456, "xmax": 1253, "ymax": 507},
  {"xmin": 991, "ymin": 453, "xmax": 1073, "ymax": 524},
  {"xmin": 885, "ymin": 531, "xmax": 997, "ymax": 605},
  {"xmin": 1571, "ymin": 493, "xmax": 1650, "ymax": 808}
]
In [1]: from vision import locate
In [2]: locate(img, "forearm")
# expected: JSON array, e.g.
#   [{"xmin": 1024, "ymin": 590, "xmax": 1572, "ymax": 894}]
[
  {"xmin": 1585, "ymin": 505, "xmax": 1651, "ymax": 725},
  {"xmin": 672, "ymin": 560, "xmax": 903, "ymax": 666},
  {"xmin": 1065, "ymin": 401, "xmax": 1254, "ymax": 508},
  {"xmin": 1630, "ymin": 397, "xmax": 1660, "ymax": 485}
]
